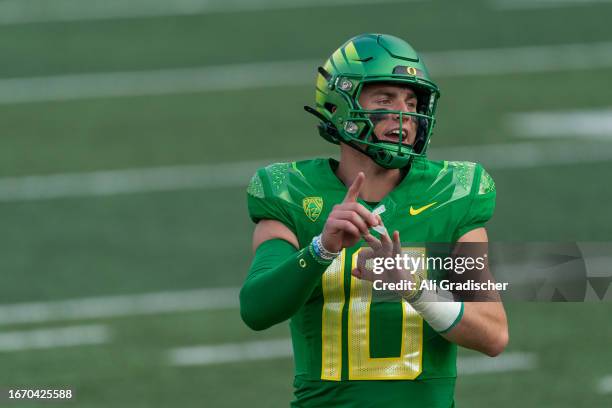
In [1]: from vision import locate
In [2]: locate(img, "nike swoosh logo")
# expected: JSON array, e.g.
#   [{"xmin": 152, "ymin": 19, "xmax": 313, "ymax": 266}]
[{"xmin": 409, "ymin": 202, "xmax": 437, "ymax": 216}]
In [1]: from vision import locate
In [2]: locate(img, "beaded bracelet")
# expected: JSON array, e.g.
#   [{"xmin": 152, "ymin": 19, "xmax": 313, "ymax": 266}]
[{"xmin": 309, "ymin": 234, "xmax": 340, "ymax": 264}]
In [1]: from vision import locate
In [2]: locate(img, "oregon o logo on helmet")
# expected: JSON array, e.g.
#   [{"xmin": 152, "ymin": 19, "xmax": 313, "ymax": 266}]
[{"xmin": 406, "ymin": 66, "xmax": 417, "ymax": 76}]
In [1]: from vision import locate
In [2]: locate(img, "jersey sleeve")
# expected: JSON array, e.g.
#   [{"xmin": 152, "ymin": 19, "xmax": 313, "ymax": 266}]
[
  {"xmin": 246, "ymin": 165, "xmax": 296, "ymax": 231},
  {"xmin": 454, "ymin": 164, "xmax": 496, "ymax": 240}
]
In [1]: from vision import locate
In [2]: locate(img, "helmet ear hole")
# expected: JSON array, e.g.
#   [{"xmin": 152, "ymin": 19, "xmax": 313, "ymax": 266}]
[{"xmin": 324, "ymin": 103, "xmax": 337, "ymax": 114}]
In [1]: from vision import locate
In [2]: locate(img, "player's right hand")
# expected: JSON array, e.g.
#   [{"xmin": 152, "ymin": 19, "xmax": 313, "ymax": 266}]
[{"xmin": 320, "ymin": 172, "xmax": 380, "ymax": 253}]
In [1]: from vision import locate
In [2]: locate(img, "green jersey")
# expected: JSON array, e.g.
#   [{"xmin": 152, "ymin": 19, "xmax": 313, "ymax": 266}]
[{"xmin": 246, "ymin": 157, "xmax": 496, "ymax": 407}]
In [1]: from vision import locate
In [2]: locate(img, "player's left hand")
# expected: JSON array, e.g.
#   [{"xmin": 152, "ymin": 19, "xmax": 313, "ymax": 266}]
[
  {"xmin": 351, "ymin": 230, "xmax": 398, "ymax": 281},
  {"xmin": 351, "ymin": 230, "xmax": 416, "ymax": 298}
]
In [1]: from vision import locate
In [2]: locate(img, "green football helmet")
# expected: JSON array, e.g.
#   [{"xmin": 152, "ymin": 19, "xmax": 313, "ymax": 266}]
[{"xmin": 305, "ymin": 34, "xmax": 440, "ymax": 169}]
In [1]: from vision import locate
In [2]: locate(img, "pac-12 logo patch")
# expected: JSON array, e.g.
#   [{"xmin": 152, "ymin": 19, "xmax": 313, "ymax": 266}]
[{"xmin": 303, "ymin": 197, "xmax": 323, "ymax": 222}]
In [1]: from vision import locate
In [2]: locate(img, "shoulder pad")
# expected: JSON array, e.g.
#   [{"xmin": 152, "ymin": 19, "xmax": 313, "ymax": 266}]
[
  {"xmin": 478, "ymin": 167, "xmax": 496, "ymax": 195},
  {"xmin": 263, "ymin": 162, "xmax": 294, "ymax": 196},
  {"xmin": 247, "ymin": 161, "xmax": 307, "ymax": 200},
  {"xmin": 247, "ymin": 171, "xmax": 265, "ymax": 198},
  {"xmin": 447, "ymin": 161, "xmax": 478, "ymax": 193},
  {"xmin": 424, "ymin": 160, "xmax": 479, "ymax": 203}
]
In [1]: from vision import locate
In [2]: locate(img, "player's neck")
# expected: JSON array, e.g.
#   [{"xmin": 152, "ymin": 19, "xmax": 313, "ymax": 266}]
[{"xmin": 336, "ymin": 144, "xmax": 406, "ymax": 202}]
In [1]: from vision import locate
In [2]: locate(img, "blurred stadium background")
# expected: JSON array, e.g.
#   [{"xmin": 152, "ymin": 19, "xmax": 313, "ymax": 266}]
[{"xmin": 1, "ymin": 0, "xmax": 611, "ymax": 406}]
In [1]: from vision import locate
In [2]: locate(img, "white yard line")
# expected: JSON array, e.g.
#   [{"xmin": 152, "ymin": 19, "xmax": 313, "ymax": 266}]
[
  {"xmin": 0, "ymin": 0, "xmax": 419, "ymax": 26},
  {"xmin": 491, "ymin": 0, "xmax": 612, "ymax": 11},
  {"xmin": 0, "ymin": 288, "xmax": 239, "ymax": 326},
  {"xmin": 598, "ymin": 375, "xmax": 612, "ymax": 394},
  {"xmin": 0, "ymin": 324, "xmax": 110, "ymax": 352},
  {"xmin": 168, "ymin": 338, "xmax": 537, "ymax": 373},
  {"xmin": 168, "ymin": 338, "xmax": 293, "ymax": 366},
  {"xmin": 2, "ymin": 141, "xmax": 612, "ymax": 202},
  {"xmin": 431, "ymin": 141, "xmax": 612, "ymax": 169},
  {"xmin": 2, "ymin": 42, "xmax": 612, "ymax": 105},
  {"xmin": 507, "ymin": 109, "xmax": 612, "ymax": 140},
  {"xmin": 457, "ymin": 352, "xmax": 537, "ymax": 374},
  {"xmin": 0, "ymin": 60, "xmax": 316, "ymax": 105},
  {"xmin": 424, "ymin": 42, "xmax": 612, "ymax": 77},
  {"xmin": 0, "ymin": 158, "xmax": 275, "ymax": 201}
]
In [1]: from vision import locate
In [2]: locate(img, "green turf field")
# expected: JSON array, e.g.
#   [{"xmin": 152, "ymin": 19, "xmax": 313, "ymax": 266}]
[{"xmin": 1, "ymin": 0, "xmax": 611, "ymax": 407}]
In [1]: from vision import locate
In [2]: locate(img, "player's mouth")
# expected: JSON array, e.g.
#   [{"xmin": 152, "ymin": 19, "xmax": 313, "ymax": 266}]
[{"xmin": 380, "ymin": 128, "xmax": 408, "ymax": 143}]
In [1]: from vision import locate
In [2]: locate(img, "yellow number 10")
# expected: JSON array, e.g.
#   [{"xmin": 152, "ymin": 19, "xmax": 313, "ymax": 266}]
[{"xmin": 321, "ymin": 249, "xmax": 423, "ymax": 381}]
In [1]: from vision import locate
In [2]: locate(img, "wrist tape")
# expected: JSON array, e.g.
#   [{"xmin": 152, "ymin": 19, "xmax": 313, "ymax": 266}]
[{"xmin": 409, "ymin": 290, "xmax": 464, "ymax": 333}]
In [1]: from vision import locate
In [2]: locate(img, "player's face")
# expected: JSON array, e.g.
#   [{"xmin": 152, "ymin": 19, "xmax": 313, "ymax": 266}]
[{"xmin": 358, "ymin": 83, "xmax": 418, "ymax": 145}]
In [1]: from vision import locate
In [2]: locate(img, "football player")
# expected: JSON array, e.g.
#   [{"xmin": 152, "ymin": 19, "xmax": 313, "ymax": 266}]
[{"xmin": 240, "ymin": 33, "xmax": 508, "ymax": 407}]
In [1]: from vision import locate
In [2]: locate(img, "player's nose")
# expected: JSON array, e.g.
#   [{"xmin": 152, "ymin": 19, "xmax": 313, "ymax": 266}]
[
  {"xmin": 392, "ymin": 107, "xmax": 410, "ymax": 122},
  {"xmin": 392, "ymin": 101, "xmax": 411, "ymax": 117}
]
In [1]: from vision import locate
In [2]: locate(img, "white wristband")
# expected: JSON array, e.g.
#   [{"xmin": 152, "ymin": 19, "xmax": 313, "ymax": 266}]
[{"xmin": 409, "ymin": 291, "xmax": 464, "ymax": 333}]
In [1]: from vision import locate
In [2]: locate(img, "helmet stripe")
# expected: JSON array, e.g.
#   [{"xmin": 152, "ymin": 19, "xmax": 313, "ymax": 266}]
[
  {"xmin": 331, "ymin": 49, "xmax": 348, "ymax": 72},
  {"xmin": 344, "ymin": 41, "xmax": 360, "ymax": 61},
  {"xmin": 341, "ymin": 47, "xmax": 365, "ymax": 76}
]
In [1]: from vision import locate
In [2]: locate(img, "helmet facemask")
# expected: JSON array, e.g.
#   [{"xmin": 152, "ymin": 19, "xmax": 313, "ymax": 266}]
[{"xmin": 328, "ymin": 76, "xmax": 439, "ymax": 169}]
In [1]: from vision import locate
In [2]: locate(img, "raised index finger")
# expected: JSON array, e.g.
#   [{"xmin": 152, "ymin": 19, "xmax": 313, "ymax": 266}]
[{"xmin": 343, "ymin": 172, "xmax": 365, "ymax": 203}]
